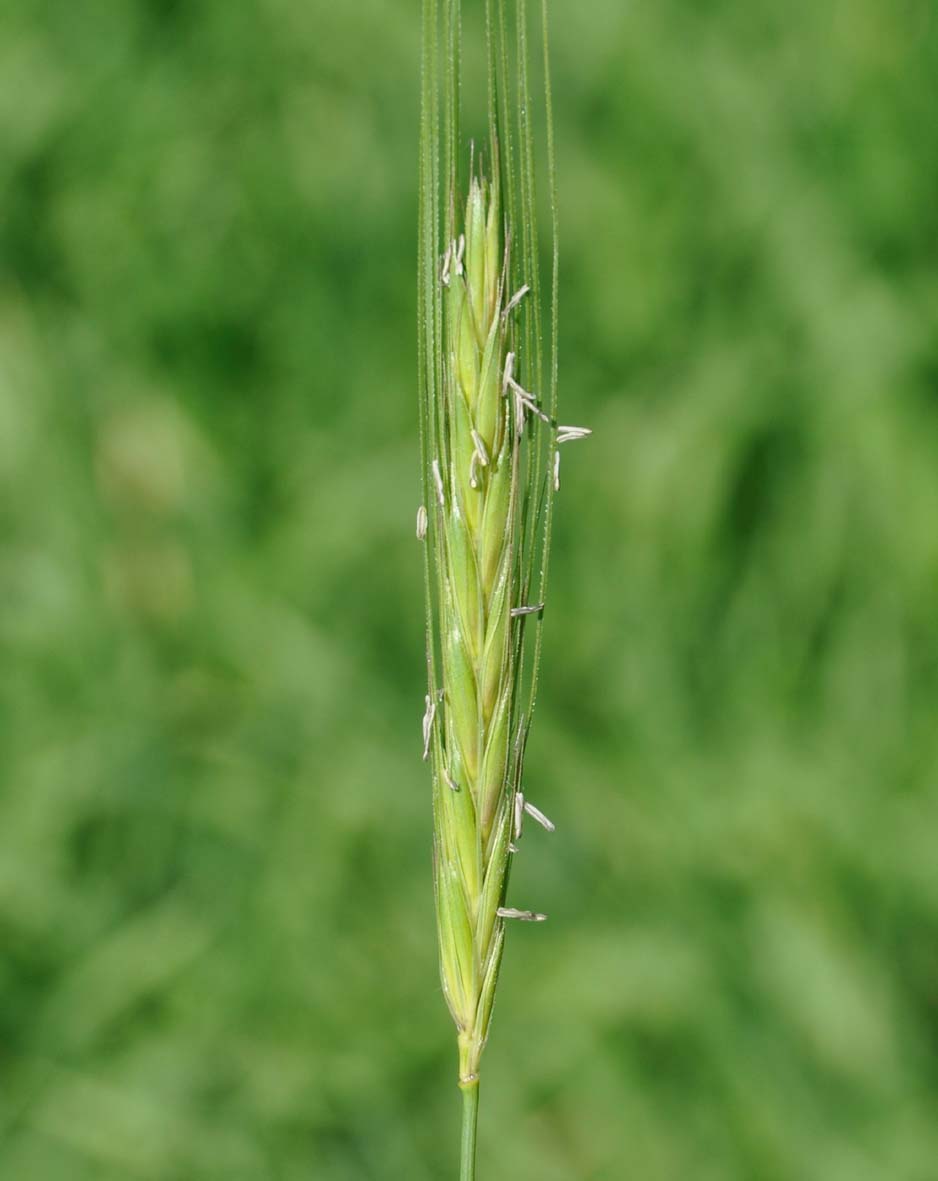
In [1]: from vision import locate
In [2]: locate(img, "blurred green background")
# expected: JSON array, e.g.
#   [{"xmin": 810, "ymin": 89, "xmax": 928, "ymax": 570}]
[{"xmin": 3, "ymin": 0, "xmax": 938, "ymax": 1177}]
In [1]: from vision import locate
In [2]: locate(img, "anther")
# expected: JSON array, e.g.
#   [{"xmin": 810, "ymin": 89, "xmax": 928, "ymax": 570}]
[
  {"xmin": 513, "ymin": 389, "xmax": 526, "ymax": 438},
  {"xmin": 524, "ymin": 800, "xmax": 556, "ymax": 833},
  {"xmin": 497, "ymin": 908, "xmax": 548, "ymax": 922},
  {"xmin": 441, "ymin": 243, "xmax": 453, "ymax": 287},
  {"xmin": 557, "ymin": 424, "xmax": 593, "ymax": 444},
  {"xmin": 502, "ymin": 284, "xmax": 530, "ymax": 318},
  {"xmin": 453, "ymin": 234, "xmax": 466, "ymax": 277},
  {"xmin": 432, "ymin": 459, "xmax": 445, "ymax": 507},
  {"xmin": 471, "ymin": 430, "xmax": 490, "ymax": 466},
  {"xmin": 514, "ymin": 791, "xmax": 525, "ymax": 841},
  {"xmin": 502, "ymin": 352, "xmax": 515, "ymax": 396},
  {"xmin": 416, "ymin": 505, "xmax": 428, "ymax": 540},
  {"xmin": 469, "ymin": 451, "xmax": 480, "ymax": 490},
  {"xmin": 511, "ymin": 603, "xmax": 544, "ymax": 618},
  {"xmin": 443, "ymin": 768, "xmax": 460, "ymax": 792},
  {"xmin": 422, "ymin": 694, "xmax": 437, "ymax": 761},
  {"xmin": 553, "ymin": 450, "xmax": 560, "ymax": 492},
  {"xmin": 510, "ymin": 379, "xmax": 551, "ymax": 423}
]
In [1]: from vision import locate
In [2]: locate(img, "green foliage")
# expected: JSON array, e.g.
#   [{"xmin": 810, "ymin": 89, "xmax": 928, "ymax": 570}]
[{"xmin": 2, "ymin": 0, "xmax": 938, "ymax": 1178}]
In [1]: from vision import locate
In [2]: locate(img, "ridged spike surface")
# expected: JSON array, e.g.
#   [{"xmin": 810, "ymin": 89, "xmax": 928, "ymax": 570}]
[{"xmin": 433, "ymin": 178, "xmax": 515, "ymax": 1085}]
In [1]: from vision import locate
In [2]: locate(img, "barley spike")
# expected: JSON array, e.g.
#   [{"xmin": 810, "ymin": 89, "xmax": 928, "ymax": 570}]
[
  {"xmin": 431, "ymin": 173, "xmax": 519, "ymax": 1087},
  {"xmin": 418, "ymin": 0, "xmax": 563, "ymax": 1172}
]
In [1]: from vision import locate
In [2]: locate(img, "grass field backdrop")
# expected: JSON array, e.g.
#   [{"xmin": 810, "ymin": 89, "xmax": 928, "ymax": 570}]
[{"xmin": 2, "ymin": 1, "xmax": 938, "ymax": 1177}]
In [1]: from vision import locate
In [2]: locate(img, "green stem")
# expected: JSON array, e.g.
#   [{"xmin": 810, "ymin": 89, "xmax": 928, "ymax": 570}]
[{"xmin": 460, "ymin": 1080, "xmax": 480, "ymax": 1181}]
